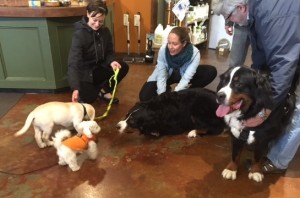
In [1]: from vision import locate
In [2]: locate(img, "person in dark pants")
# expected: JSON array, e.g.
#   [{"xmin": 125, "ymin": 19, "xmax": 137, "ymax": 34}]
[
  {"xmin": 68, "ymin": 1, "xmax": 129, "ymax": 104},
  {"xmin": 225, "ymin": 21, "xmax": 250, "ymax": 67},
  {"xmin": 139, "ymin": 26, "xmax": 217, "ymax": 102}
]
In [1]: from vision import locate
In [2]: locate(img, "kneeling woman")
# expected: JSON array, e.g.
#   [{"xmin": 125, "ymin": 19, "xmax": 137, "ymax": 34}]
[
  {"xmin": 139, "ymin": 27, "xmax": 217, "ymax": 102},
  {"xmin": 68, "ymin": 1, "xmax": 129, "ymax": 104}
]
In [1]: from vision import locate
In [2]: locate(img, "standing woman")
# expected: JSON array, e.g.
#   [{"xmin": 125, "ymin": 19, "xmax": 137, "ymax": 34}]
[
  {"xmin": 139, "ymin": 26, "xmax": 217, "ymax": 101},
  {"xmin": 68, "ymin": 1, "xmax": 129, "ymax": 104}
]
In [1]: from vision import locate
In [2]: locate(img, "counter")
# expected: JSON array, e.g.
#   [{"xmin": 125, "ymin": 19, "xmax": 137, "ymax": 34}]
[
  {"xmin": 0, "ymin": 5, "xmax": 86, "ymax": 18},
  {"xmin": 0, "ymin": 6, "xmax": 86, "ymax": 92}
]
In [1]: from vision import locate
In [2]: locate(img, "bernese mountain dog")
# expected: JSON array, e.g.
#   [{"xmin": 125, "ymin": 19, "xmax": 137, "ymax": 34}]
[
  {"xmin": 216, "ymin": 66, "xmax": 295, "ymax": 182},
  {"xmin": 116, "ymin": 88, "xmax": 226, "ymax": 138}
]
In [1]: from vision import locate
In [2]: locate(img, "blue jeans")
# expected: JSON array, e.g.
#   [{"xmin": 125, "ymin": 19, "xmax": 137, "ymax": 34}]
[
  {"xmin": 229, "ymin": 24, "xmax": 250, "ymax": 67},
  {"xmin": 267, "ymin": 84, "xmax": 300, "ymax": 169}
]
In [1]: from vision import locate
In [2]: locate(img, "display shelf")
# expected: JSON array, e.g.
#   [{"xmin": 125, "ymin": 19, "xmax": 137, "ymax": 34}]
[
  {"xmin": 185, "ymin": 0, "xmax": 211, "ymax": 48},
  {"xmin": 187, "ymin": 16, "xmax": 208, "ymax": 26}
]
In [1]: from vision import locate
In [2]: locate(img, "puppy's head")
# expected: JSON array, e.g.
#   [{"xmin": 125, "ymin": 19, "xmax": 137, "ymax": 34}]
[
  {"xmin": 116, "ymin": 102, "xmax": 157, "ymax": 135},
  {"xmin": 78, "ymin": 120, "xmax": 101, "ymax": 138},
  {"xmin": 216, "ymin": 66, "xmax": 273, "ymax": 117}
]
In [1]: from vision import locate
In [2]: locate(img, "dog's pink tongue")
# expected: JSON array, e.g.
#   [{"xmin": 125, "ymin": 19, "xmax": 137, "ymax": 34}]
[{"xmin": 216, "ymin": 105, "xmax": 230, "ymax": 117}]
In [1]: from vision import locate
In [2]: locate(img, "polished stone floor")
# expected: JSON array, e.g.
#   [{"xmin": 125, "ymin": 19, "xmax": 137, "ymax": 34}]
[{"xmin": 0, "ymin": 49, "xmax": 299, "ymax": 198}]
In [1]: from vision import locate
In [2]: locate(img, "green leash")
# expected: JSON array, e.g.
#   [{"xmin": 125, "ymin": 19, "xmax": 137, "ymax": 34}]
[{"xmin": 95, "ymin": 68, "xmax": 119, "ymax": 120}]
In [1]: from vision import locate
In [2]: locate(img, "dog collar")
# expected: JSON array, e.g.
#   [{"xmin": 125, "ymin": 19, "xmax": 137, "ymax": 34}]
[{"xmin": 80, "ymin": 103, "xmax": 88, "ymax": 120}]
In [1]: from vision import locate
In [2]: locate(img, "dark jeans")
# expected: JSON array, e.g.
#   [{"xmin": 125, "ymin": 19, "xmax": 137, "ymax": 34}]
[
  {"xmin": 139, "ymin": 64, "xmax": 217, "ymax": 102},
  {"xmin": 79, "ymin": 61, "xmax": 129, "ymax": 103}
]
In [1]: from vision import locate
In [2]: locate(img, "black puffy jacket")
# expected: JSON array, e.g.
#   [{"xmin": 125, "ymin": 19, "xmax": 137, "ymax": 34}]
[{"xmin": 68, "ymin": 16, "xmax": 115, "ymax": 91}]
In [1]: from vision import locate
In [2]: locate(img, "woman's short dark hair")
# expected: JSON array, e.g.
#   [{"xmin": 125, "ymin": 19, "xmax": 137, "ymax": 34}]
[
  {"xmin": 169, "ymin": 27, "xmax": 191, "ymax": 44},
  {"xmin": 87, "ymin": 0, "xmax": 108, "ymax": 16}
]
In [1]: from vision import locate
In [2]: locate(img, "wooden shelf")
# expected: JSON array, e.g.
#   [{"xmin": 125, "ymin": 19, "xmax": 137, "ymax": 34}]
[
  {"xmin": 193, "ymin": 39, "xmax": 207, "ymax": 45},
  {"xmin": 0, "ymin": 5, "xmax": 86, "ymax": 18}
]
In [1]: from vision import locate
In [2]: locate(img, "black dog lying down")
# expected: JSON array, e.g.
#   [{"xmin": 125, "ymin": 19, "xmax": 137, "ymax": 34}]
[
  {"xmin": 116, "ymin": 88, "xmax": 226, "ymax": 137},
  {"xmin": 216, "ymin": 66, "xmax": 295, "ymax": 182}
]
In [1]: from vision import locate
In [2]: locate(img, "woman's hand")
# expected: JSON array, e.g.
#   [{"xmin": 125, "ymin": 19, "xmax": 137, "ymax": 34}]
[
  {"xmin": 110, "ymin": 61, "xmax": 121, "ymax": 70},
  {"xmin": 72, "ymin": 90, "xmax": 80, "ymax": 102},
  {"xmin": 243, "ymin": 108, "xmax": 272, "ymax": 127}
]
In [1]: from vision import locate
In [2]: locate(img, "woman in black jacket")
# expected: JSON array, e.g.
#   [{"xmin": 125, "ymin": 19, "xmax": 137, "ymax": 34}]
[{"xmin": 68, "ymin": 1, "xmax": 129, "ymax": 104}]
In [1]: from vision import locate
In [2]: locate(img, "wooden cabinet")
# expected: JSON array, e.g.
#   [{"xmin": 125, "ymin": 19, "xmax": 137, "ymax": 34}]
[{"xmin": 0, "ymin": 17, "xmax": 79, "ymax": 91}]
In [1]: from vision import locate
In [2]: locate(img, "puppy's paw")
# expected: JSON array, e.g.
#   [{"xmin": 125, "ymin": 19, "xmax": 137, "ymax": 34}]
[
  {"xmin": 248, "ymin": 172, "xmax": 264, "ymax": 182},
  {"xmin": 46, "ymin": 140, "xmax": 54, "ymax": 146},
  {"xmin": 70, "ymin": 165, "xmax": 80, "ymax": 172},
  {"xmin": 187, "ymin": 130, "xmax": 197, "ymax": 138},
  {"xmin": 87, "ymin": 142, "xmax": 98, "ymax": 160},
  {"xmin": 37, "ymin": 142, "xmax": 47, "ymax": 148},
  {"xmin": 222, "ymin": 169, "xmax": 237, "ymax": 180},
  {"xmin": 58, "ymin": 161, "xmax": 67, "ymax": 166}
]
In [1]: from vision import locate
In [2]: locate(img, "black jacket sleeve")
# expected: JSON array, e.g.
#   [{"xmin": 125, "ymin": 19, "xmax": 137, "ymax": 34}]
[
  {"xmin": 101, "ymin": 27, "xmax": 115, "ymax": 68},
  {"xmin": 68, "ymin": 30, "xmax": 84, "ymax": 91}
]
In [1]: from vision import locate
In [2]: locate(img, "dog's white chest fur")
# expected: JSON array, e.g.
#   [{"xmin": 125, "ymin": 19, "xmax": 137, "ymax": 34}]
[{"xmin": 225, "ymin": 110, "xmax": 256, "ymax": 144}]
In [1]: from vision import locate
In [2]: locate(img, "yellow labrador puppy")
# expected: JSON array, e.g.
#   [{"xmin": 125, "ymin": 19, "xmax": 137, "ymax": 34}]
[{"xmin": 14, "ymin": 102, "xmax": 95, "ymax": 148}]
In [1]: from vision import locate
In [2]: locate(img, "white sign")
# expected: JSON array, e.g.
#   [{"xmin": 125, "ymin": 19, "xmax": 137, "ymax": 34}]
[{"xmin": 172, "ymin": 0, "xmax": 190, "ymax": 22}]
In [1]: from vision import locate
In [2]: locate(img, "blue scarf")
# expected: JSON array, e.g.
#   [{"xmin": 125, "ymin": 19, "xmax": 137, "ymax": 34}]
[{"xmin": 165, "ymin": 43, "xmax": 193, "ymax": 69}]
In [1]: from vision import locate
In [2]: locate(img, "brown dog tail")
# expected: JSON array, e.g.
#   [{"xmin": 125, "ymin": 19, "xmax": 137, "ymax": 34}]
[{"xmin": 14, "ymin": 111, "xmax": 35, "ymax": 137}]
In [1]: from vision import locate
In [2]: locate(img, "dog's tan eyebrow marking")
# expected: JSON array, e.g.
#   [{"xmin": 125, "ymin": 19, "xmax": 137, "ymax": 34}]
[{"xmin": 233, "ymin": 76, "xmax": 239, "ymax": 81}]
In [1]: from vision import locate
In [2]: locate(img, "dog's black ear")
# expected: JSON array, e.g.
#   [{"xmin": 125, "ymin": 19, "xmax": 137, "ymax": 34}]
[
  {"xmin": 255, "ymin": 72, "xmax": 273, "ymax": 109},
  {"xmin": 256, "ymin": 73, "xmax": 271, "ymax": 91}
]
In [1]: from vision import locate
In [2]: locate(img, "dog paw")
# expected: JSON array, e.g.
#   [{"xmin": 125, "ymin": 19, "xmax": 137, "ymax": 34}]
[
  {"xmin": 70, "ymin": 166, "xmax": 80, "ymax": 172},
  {"xmin": 222, "ymin": 169, "xmax": 237, "ymax": 180},
  {"xmin": 37, "ymin": 143, "xmax": 47, "ymax": 148},
  {"xmin": 58, "ymin": 160, "xmax": 67, "ymax": 166},
  {"xmin": 47, "ymin": 141, "xmax": 54, "ymax": 146},
  {"xmin": 248, "ymin": 172, "xmax": 264, "ymax": 182},
  {"xmin": 187, "ymin": 130, "xmax": 197, "ymax": 138}
]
